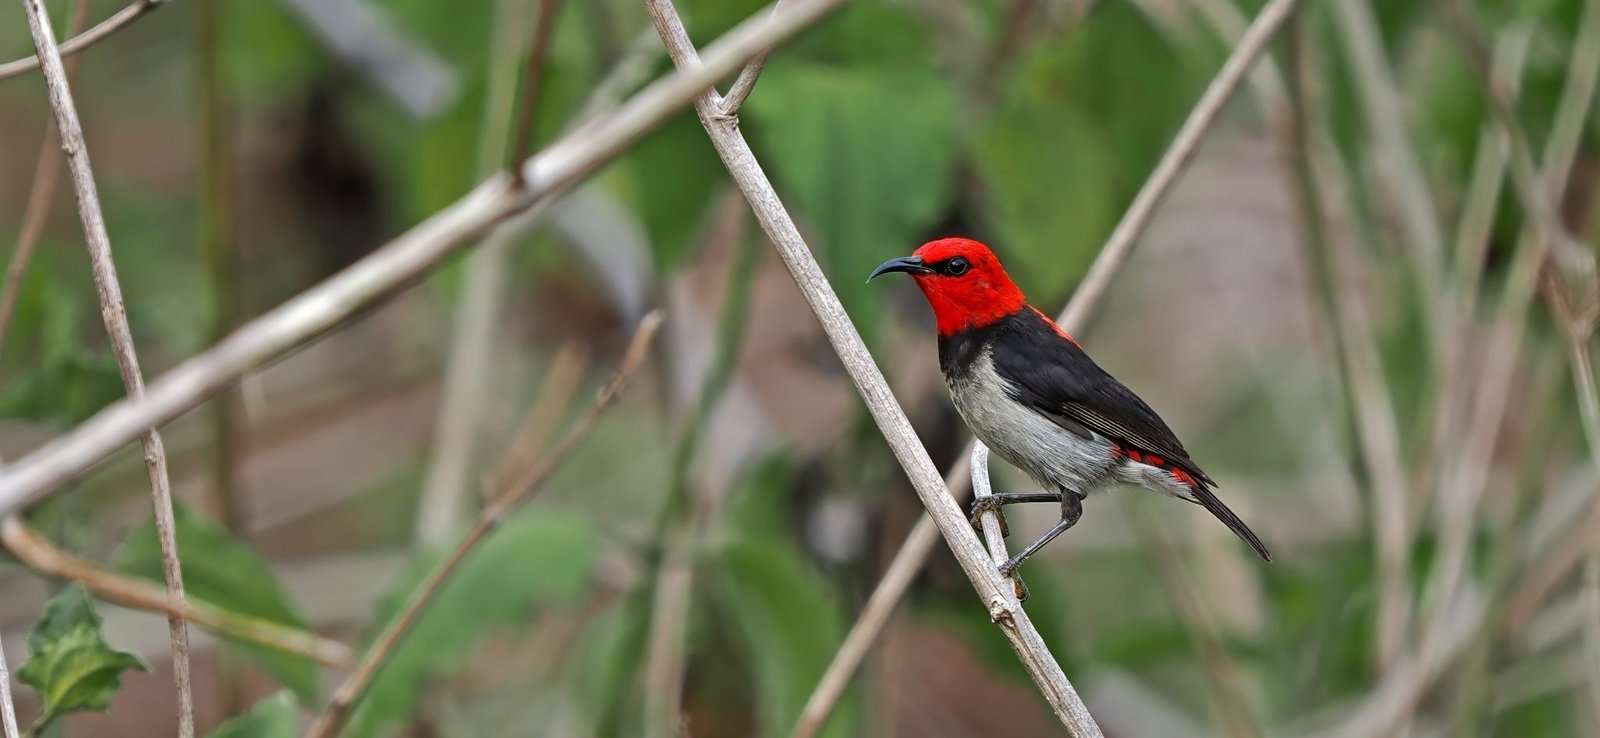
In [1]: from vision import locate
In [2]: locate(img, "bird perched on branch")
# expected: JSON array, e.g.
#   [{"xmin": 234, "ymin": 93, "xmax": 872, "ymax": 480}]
[{"xmin": 870, "ymin": 237, "xmax": 1270, "ymax": 575}]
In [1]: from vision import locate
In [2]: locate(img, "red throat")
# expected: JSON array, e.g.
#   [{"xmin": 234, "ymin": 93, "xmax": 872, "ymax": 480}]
[{"xmin": 907, "ymin": 238, "xmax": 1028, "ymax": 335}]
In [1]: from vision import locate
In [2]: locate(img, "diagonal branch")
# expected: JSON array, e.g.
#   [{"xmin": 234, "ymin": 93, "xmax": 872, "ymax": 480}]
[
  {"xmin": 0, "ymin": 0, "xmax": 165, "ymax": 81},
  {"xmin": 303, "ymin": 312, "xmax": 662, "ymax": 738},
  {"xmin": 0, "ymin": 515, "xmax": 353, "ymax": 667},
  {"xmin": 792, "ymin": 0, "xmax": 1299, "ymax": 731},
  {"xmin": 0, "ymin": 0, "xmax": 92, "ymax": 361},
  {"xmin": 17, "ymin": 0, "xmax": 194, "ymax": 734},
  {"xmin": 0, "ymin": 0, "xmax": 851, "ymax": 513},
  {"xmin": 717, "ymin": 0, "xmax": 784, "ymax": 116},
  {"xmin": 644, "ymin": 1, "xmax": 1101, "ymax": 733},
  {"xmin": 0, "ymin": 630, "xmax": 15, "ymax": 738},
  {"xmin": 506, "ymin": 0, "xmax": 566, "ymax": 187}
]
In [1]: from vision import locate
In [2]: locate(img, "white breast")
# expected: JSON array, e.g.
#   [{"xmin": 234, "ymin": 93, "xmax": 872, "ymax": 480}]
[{"xmin": 946, "ymin": 349, "xmax": 1121, "ymax": 495}]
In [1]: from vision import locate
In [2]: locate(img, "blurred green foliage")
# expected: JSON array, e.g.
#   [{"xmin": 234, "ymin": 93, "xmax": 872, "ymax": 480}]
[
  {"xmin": 344, "ymin": 509, "xmax": 598, "ymax": 738},
  {"xmin": 204, "ymin": 692, "xmax": 297, "ymax": 738},
  {"xmin": 115, "ymin": 504, "xmax": 322, "ymax": 703},
  {"xmin": 1, "ymin": 0, "xmax": 1598, "ymax": 735}
]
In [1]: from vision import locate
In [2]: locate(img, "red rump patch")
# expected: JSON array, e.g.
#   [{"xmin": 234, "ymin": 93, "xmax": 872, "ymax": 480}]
[{"xmin": 1115, "ymin": 444, "xmax": 1198, "ymax": 488}]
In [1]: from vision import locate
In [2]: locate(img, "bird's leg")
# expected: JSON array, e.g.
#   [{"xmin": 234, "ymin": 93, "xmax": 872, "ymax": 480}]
[
  {"xmin": 968, "ymin": 492, "xmax": 1063, "ymax": 537},
  {"xmin": 997, "ymin": 491, "xmax": 1083, "ymax": 576}
]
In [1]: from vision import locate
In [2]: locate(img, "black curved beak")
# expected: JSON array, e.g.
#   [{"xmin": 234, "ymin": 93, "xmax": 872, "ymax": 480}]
[{"xmin": 867, "ymin": 255, "xmax": 932, "ymax": 283}]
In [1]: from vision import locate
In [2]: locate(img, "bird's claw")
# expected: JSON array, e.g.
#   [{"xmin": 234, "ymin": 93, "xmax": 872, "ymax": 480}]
[{"xmin": 969, "ymin": 496, "xmax": 1009, "ymax": 537}]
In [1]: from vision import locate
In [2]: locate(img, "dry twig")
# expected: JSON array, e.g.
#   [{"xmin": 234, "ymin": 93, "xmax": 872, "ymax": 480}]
[
  {"xmin": 1282, "ymin": 14, "xmax": 1413, "ymax": 669},
  {"xmin": 416, "ymin": 0, "xmax": 543, "ymax": 548},
  {"xmin": 645, "ymin": 0, "xmax": 1104, "ymax": 732},
  {"xmin": 0, "ymin": 516, "xmax": 352, "ymax": 667},
  {"xmin": 0, "ymin": 630, "xmax": 16, "ymax": 738},
  {"xmin": 304, "ymin": 312, "xmax": 662, "ymax": 738},
  {"xmin": 793, "ymin": 0, "xmax": 1299, "ymax": 730},
  {"xmin": 0, "ymin": 0, "xmax": 165, "ymax": 80},
  {"xmin": 507, "ymin": 0, "xmax": 566, "ymax": 187},
  {"xmin": 0, "ymin": 0, "xmax": 94, "ymax": 361},
  {"xmin": 0, "ymin": 0, "xmax": 851, "ymax": 511},
  {"xmin": 17, "ymin": 0, "xmax": 194, "ymax": 733}
]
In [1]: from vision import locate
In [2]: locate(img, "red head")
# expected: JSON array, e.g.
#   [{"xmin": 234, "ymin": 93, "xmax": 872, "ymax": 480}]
[{"xmin": 869, "ymin": 238, "xmax": 1028, "ymax": 336}]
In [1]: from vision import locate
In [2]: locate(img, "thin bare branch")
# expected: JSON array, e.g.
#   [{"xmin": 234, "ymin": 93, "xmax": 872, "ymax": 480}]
[
  {"xmin": 305, "ymin": 312, "xmax": 662, "ymax": 738},
  {"xmin": 486, "ymin": 344, "xmax": 588, "ymax": 497},
  {"xmin": 0, "ymin": 631, "xmax": 16, "ymax": 738},
  {"xmin": 0, "ymin": 0, "xmax": 94, "ymax": 362},
  {"xmin": 507, "ymin": 0, "xmax": 566, "ymax": 187},
  {"xmin": 717, "ymin": 0, "xmax": 784, "ymax": 116},
  {"xmin": 0, "ymin": 0, "xmax": 851, "ymax": 512},
  {"xmin": 417, "ymin": 0, "xmax": 540, "ymax": 548},
  {"xmin": 645, "ymin": 1, "xmax": 1100, "ymax": 732},
  {"xmin": 1330, "ymin": 3, "xmax": 1600, "ymax": 734},
  {"xmin": 794, "ymin": 0, "xmax": 1298, "ymax": 729},
  {"xmin": 0, "ymin": 515, "xmax": 352, "ymax": 667},
  {"xmin": 1283, "ymin": 15, "xmax": 1411, "ymax": 669},
  {"xmin": 1126, "ymin": 501, "xmax": 1259, "ymax": 738},
  {"xmin": 0, "ymin": 0, "xmax": 164, "ymax": 81},
  {"xmin": 1058, "ymin": 0, "xmax": 1299, "ymax": 331},
  {"xmin": 17, "ymin": 0, "xmax": 194, "ymax": 733},
  {"xmin": 1327, "ymin": 0, "xmax": 1446, "ymax": 325},
  {"xmin": 968, "ymin": 444, "xmax": 1028, "ymax": 602},
  {"xmin": 1586, "ymin": 548, "xmax": 1600, "ymax": 726},
  {"xmin": 643, "ymin": 225, "xmax": 761, "ymax": 736},
  {"xmin": 1417, "ymin": 0, "xmax": 1600, "ymax": 664}
]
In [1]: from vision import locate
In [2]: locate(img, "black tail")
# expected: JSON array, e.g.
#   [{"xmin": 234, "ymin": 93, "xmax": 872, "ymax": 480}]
[{"xmin": 1185, "ymin": 484, "xmax": 1271, "ymax": 562}]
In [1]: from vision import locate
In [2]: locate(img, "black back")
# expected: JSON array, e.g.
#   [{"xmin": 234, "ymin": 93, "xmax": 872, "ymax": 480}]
[{"xmin": 940, "ymin": 308, "xmax": 1214, "ymax": 486}]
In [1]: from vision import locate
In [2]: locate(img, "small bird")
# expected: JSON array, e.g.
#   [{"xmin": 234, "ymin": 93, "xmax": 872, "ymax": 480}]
[{"xmin": 870, "ymin": 237, "xmax": 1270, "ymax": 574}]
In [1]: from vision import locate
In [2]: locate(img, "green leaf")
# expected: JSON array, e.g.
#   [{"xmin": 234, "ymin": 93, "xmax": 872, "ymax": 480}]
[
  {"xmin": 972, "ymin": 2, "xmax": 1198, "ymax": 301},
  {"xmin": 115, "ymin": 504, "xmax": 320, "ymax": 703},
  {"xmin": 15, "ymin": 585, "xmax": 149, "ymax": 731},
  {"xmin": 343, "ymin": 508, "xmax": 598, "ymax": 738},
  {"xmin": 0, "ymin": 275, "xmax": 124, "ymax": 425},
  {"xmin": 745, "ymin": 63, "xmax": 958, "ymax": 340},
  {"xmin": 205, "ymin": 691, "xmax": 298, "ymax": 738},
  {"xmin": 711, "ymin": 538, "xmax": 856, "ymax": 738}
]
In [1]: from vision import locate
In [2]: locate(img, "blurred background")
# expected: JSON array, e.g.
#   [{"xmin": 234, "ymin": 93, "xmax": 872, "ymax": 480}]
[{"xmin": 1, "ymin": 0, "xmax": 1599, "ymax": 736}]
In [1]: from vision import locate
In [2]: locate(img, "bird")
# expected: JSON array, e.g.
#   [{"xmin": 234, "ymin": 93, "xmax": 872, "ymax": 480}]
[{"xmin": 869, "ymin": 237, "xmax": 1270, "ymax": 575}]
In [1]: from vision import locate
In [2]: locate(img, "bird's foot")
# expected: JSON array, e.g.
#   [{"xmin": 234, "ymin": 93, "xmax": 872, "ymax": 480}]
[{"xmin": 969, "ymin": 496, "xmax": 1010, "ymax": 537}]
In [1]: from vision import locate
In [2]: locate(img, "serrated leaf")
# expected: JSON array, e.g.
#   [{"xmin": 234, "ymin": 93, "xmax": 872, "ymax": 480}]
[
  {"xmin": 115, "ymin": 504, "xmax": 320, "ymax": 703},
  {"xmin": 205, "ymin": 691, "xmax": 297, "ymax": 738},
  {"xmin": 746, "ymin": 63, "xmax": 958, "ymax": 341},
  {"xmin": 343, "ymin": 509, "xmax": 598, "ymax": 738},
  {"xmin": 712, "ymin": 538, "xmax": 856, "ymax": 738},
  {"xmin": 15, "ymin": 585, "xmax": 149, "ymax": 731}
]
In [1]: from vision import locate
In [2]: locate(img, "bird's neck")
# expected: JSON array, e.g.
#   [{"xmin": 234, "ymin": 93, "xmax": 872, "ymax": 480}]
[{"xmin": 923, "ymin": 284, "xmax": 1027, "ymax": 337}]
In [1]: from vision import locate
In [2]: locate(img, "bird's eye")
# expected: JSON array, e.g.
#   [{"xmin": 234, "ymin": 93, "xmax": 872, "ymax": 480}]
[{"xmin": 945, "ymin": 257, "xmax": 970, "ymax": 276}]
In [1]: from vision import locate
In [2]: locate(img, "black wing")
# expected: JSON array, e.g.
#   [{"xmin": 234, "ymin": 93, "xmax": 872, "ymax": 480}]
[{"xmin": 982, "ymin": 308, "xmax": 1215, "ymax": 487}]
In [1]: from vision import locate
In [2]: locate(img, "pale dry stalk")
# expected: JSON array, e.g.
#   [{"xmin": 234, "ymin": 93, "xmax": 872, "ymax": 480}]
[
  {"xmin": 0, "ymin": 0, "xmax": 94, "ymax": 363},
  {"xmin": 644, "ymin": 0, "xmax": 1101, "ymax": 732},
  {"xmin": 0, "ymin": 0, "xmax": 854, "ymax": 511},
  {"xmin": 793, "ymin": 0, "xmax": 1300, "ymax": 731},
  {"xmin": 304, "ymin": 313, "xmax": 662, "ymax": 738},
  {"xmin": 0, "ymin": 631, "xmax": 15, "ymax": 738},
  {"xmin": 0, "ymin": 0, "xmax": 164, "ymax": 80},
  {"xmin": 0, "ymin": 516, "xmax": 352, "ymax": 666},
  {"xmin": 16, "ymin": 0, "xmax": 194, "ymax": 733}
]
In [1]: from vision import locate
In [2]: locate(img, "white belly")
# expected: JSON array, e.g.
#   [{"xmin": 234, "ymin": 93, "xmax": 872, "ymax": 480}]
[{"xmin": 946, "ymin": 351, "xmax": 1121, "ymax": 495}]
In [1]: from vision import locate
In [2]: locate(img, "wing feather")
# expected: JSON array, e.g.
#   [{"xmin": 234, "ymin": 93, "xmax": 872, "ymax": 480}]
[{"xmin": 987, "ymin": 310, "xmax": 1215, "ymax": 486}]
